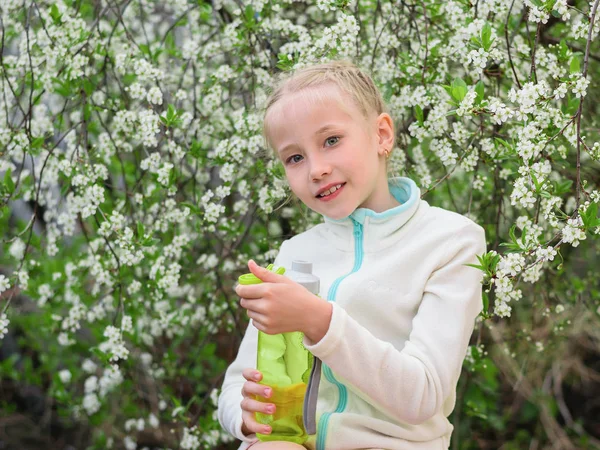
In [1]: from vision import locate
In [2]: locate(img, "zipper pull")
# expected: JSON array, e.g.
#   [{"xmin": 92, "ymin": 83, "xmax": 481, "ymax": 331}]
[{"xmin": 303, "ymin": 356, "xmax": 322, "ymax": 435}]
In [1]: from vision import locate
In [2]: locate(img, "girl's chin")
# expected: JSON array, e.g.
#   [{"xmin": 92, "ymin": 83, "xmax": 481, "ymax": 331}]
[{"xmin": 314, "ymin": 205, "xmax": 353, "ymax": 220}]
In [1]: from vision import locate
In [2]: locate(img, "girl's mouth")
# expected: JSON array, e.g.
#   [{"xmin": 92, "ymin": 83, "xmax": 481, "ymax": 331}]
[{"xmin": 317, "ymin": 183, "xmax": 346, "ymax": 201}]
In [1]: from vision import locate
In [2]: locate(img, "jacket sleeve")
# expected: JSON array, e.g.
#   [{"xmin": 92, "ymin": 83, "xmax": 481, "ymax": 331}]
[
  {"xmin": 217, "ymin": 242, "xmax": 288, "ymax": 442},
  {"xmin": 302, "ymin": 223, "xmax": 486, "ymax": 425}
]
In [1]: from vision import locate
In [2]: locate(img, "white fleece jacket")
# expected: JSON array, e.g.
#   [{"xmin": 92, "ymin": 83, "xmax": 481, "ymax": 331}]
[{"xmin": 217, "ymin": 177, "xmax": 486, "ymax": 450}]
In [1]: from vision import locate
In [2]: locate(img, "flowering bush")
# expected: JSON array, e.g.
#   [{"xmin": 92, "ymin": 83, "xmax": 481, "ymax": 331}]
[{"xmin": 1, "ymin": 0, "xmax": 599, "ymax": 448}]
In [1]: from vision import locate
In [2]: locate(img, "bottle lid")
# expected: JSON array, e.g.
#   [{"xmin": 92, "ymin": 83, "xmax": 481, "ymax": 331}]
[
  {"xmin": 284, "ymin": 260, "xmax": 320, "ymax": 295},
  {"xmin": 238, "ymin": 264, "xmax": 285, "ymax": 285}
]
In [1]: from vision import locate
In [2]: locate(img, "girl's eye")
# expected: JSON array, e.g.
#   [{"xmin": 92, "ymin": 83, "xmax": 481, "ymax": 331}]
[
  {"xmin": 325, "ymin": 136, "xmax": 339, "ymax": 147},
  {"xmin": 285, "ymin": 137, "xmax": 339, "ymax": 165},
  {"xmin": 286, "ymin": 154, "xmax": 303, "ymax": 165}
]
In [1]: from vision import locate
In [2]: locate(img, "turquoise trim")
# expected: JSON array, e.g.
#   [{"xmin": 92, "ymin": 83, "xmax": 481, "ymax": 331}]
[
  {"xmin": 325, "ymin": 176, "xmax": 419, "ymax": 225},
  {"xmin": 316, "ymin": 220, "xmax": 364, "ymax": 450}
]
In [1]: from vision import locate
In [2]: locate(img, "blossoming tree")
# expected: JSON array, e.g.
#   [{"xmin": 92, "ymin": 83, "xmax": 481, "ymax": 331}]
[{"xmin": 0, "ymin": 0, "xmax": 599, "ymax": 448}]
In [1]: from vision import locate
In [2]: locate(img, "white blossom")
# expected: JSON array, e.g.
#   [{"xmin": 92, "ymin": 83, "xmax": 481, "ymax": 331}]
[
  {"xmin": 59, "ymin": 369, "xmax": 72, "ymax": 383},
  {"xmin": 0, "ymin": 314, "xmax": 9, "ymax": 339}
]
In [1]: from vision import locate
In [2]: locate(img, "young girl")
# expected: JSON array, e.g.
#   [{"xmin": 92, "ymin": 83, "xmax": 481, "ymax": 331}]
[{"xmin": 217, "ymin": 59, "xmax": 486, "ymax": 450}]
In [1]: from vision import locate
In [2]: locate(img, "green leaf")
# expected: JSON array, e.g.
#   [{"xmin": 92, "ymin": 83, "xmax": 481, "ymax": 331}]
[
  {"xmin": 198, "ymin": 3, "xmax": 212, "ymax": 22},
  {"xmin": 553, "ymin": 179, "xmax": 573, "ymax": 195},
  {"xmin": 451, "ymin": 78, "xmax": 468, "ymax": 102},
  {"xmin": 531, "ymin": 173, "xmax": 541, "ymax": 192},
  {"xmin": 415, "ymin": 105, "xmax": 424, "ymax": 125},
  {"xmin": 4, "ymin": 168, "xmax": 15, "ymax": 194},
  {"xmin": 84, "ymin": 103, "xmax": 91, "ymax": 122},
  {"xmin": 475, "ymin": 80, "xmax": 485, "ymax": 103},
  {"xmin": 482, "ymin": 291, "xmax": 489, "ymax": 313},
  {"xmin": 243, "ymin": 4, "xmax": 257, "ymax": 29},
  {"xmin": 53, "ymin": 78, "xmax": 71, "ymax": 97},
  {"xmin": 276, "ymin": 52, "xmax": 296, "ymax": 71},
  {"xmin": 481, "ymin": 23, "xmax": 493, "ymax": 51},
  {"xmin": 559, "ymin": 39, "xmax": 569, "ymax": 59},
  {"xmin": 495, "ymin": 138, "xmax": 510, "ymax": 148},
  {"xmin": 581, "ymin": 202, "xmax": 598, "ymax": 229},
  {"xmin": 188, "ymin": 141, "xmax": 204, "ymax": 159},
  {"xmin": 272, "ymin": 162, "xmax": 285, "ymax": 180},
  {"xmin": 31, "ymin": 137, "xmax": 45, "ymax": 149},
  {"xmin": 565, "ymin": 95, "xmax": 580, "ymax": 115},
  {"xmin": 142, "ymin": 237, "xmax": 161, "ymax": 247},
  {"xmin": 50, "ymin": 4, "xmax": 62, "ymax": 23},
  {"xmin": 181, "ymin": 202, "xmax": 201, "ymax": 215},
  {"xmin": 137, "ymin": 221, "xmax": 145, "ymax": 239},
  {"xmin": 569, "ymin": 56, "xmax": 581, "ymax": 74}
]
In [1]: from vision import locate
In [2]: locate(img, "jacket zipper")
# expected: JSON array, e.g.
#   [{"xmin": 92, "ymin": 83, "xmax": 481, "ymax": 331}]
[{"xmin": 315, "ymin": 219, "xmax": 364, "ymax": 450}]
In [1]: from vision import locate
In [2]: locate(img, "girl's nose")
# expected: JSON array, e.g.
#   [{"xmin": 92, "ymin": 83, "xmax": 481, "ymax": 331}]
[{"xmin": 309, "ymin": 155, "xmax": 332, "ymax": 181}]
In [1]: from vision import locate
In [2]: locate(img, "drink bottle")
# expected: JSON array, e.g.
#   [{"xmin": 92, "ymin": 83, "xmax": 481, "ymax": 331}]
[{"xmin": 237, "ymin": 260, "xmax": 320, "ymax": 444}]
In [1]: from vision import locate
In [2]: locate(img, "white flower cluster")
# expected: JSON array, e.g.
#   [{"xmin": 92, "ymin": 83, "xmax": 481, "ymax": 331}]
[
  {"xmin": 571, "ymin": 73, "xmax": 590, "ymax": 98},
  {"xmin": 0, "ymin": 313, "xmax": 9, "ymax": 340},
  {"xmin": 317, "ymin": 0, "xmax": 337, "ymax": 12},
  {"xmin": 147, "ymin": 86, "xmax": 164, "ymax": 105},
  {"xmin": 61, "ymin": 301, "xmax": 87, "ymax": 333},
  {"xmin": 525, "ymin": 0, "xmax": 550, "ymax": 24},
  {"xmin": 561, "ymin": 216, "xmax": 586, "ymax": 247},
  {"xmin": 465, "ymin": 47, "xmax": 502, "ymax": 76},
  {"xmin": 535, "ymin": 246, "xmax": 557, "ymax": 262},
  {"xmin": 312, "ymin": 13, "xmax": 360, "ymax": 57},
  {"xmin": 258, "ymin": 177, "xmax": 288, "ymax": 214},
  {"xmin": 99, "ymin": 325, "xmax": 130, "ymax": 362},
  {"xmin": 493, "ymin": 275, "xmax": 523, "ymax": 318},
  {"xmin": 180, "ymin": 426, "xmax": 201, "ymax": 450},
  {"xmin": 497, "ymin": 253, "xmax": 526, "ymax": 277},
  {"xmin": 553, "ymin": 0, "xmax": 570, "ymax": 21},
  {"xmin": 125, "ymin": 82, "xmax": 146, "ymax": 100},
  {"xmin": 486, "ymin": 97, "xmax": 513, "ymax": 124},
  {"xmin": 464, "ymin": 344, "xmax": 488, "ymax": 371},
  {"xmin": 489, "ymin": 250, "xmax": 526, "ymax": 317},
  {"xmin": 473, "ymin": 174, "xmax": 487, "ymax": 191},
  {"xmin": 430, "ymin": 138, "xmax": 458, "ymax": 167},
  {"xmin": 137, "ymin": 110, "xmax": 161, "ymax": 147},
  {"xmin": 81, "ymin": 364, "xmax": 124, "ymax": 415},
  {"xmin": 0, "ymin": 275, "xmax": 10, "ymax": 295},
  {"xmin": 456, "ymin": 91, "xmax": 477, "ymax": 117},
  {"xmin": 59, "ymin": 369, "xmax": 72, "ymax": 383},
  {"xmin": 412, "ymin": 146, "xmax": 433, "ymax": 188},
  {"xmin": 508, "ymin": 81, "xmax": 551, "ymax": 115},
  {"xmin": 390, "ymin": 85, "xmax": 432, "ymax": 111},
  {"xmin": 66, "ymin": 184, "xmax": 106, "ymax": 219},
  {"xmin": 510, "ymin": 177, "xmax": 537, "ymax": 209}
]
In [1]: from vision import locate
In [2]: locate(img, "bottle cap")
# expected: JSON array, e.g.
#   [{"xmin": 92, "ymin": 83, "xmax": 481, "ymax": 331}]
[
  {"xmin": 284, "ymin": 260, "xmax": 320, "ymax": 295},
  {"xmin": 238, "ymin": 264, "xmax": 285, "ymax": 285}
]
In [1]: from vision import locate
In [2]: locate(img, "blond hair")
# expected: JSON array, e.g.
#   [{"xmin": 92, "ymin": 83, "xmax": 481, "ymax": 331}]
[{"xmin": 262, "ymin": 59, "xmax": 391, "ymax": 152}]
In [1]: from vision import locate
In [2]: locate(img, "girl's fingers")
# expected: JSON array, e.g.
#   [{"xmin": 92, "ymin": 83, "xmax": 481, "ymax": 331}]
[
  {"xmin": 242, "ymin": 368, "xmax": 262, "ymax": 382},
  {"xmin": 246, "ymin": 310, "xmax": 268, "ymax": 328},
  {"xmin": 241, "ymin": 397, "xmax": 276, "ymax": 415},
  {"xmin": 240, "ymin": 298, "xmax": 266, "ymax": 314},
  {"xmin": 241, "ymin": 380, "xmax": 273, "ymax": 399},
  {"xmin": 242, "ymin": 410, "xmax": 272, "ymax": 435}
]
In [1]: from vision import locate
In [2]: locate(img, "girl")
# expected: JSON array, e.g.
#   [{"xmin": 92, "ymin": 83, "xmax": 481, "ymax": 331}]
[{"xmin": 217, "ymin": 59, "xmax": 486, "ymax": 450}]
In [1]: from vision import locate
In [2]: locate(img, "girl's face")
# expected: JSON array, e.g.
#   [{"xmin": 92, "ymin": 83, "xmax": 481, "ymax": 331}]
[{"xmin": 265, "ymin": 84, "xmax": 395, "ymax": 220}]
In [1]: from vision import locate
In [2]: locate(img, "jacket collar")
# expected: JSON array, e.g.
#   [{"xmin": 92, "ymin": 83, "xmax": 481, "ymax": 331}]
[{"xmin": 320, "ymin": 177, "xmax": 424, "ymax": 253}]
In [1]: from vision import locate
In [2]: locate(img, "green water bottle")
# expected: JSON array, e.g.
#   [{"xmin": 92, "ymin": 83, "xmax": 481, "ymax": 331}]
[{"xmin": 237, "ymin": 260, "xmax": 320, "ymax": 444}]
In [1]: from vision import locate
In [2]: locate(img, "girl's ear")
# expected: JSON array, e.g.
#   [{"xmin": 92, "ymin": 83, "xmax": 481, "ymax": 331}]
[{"xmin": 376, "ymin": 113, "xmax": 395, "ymax": 156}]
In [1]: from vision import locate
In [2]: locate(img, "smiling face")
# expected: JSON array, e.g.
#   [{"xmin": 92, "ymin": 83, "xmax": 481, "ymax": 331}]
[{"xmin": 265, "ymin": 83, "xmax": 396, "ymax": 220}]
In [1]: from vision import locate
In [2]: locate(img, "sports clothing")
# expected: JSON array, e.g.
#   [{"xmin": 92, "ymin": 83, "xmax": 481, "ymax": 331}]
[{"xmin": 218, "ymin": 177, "xmax": 486, "ymax": 450}]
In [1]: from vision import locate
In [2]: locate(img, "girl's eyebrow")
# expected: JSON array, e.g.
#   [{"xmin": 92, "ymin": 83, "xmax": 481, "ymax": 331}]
[{"xmin": 278, "ymin": 124, "xmax": 344, "ymax": 155}]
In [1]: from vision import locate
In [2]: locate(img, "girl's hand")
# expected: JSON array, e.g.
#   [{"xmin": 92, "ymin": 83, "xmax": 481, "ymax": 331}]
[
  {"xmin": 240, "ymin": 368, "xmax": 274, "ymax": 436},
  {"xmin": 235, "ymin": 260, "xmax": 332, "ymax": 341}
]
